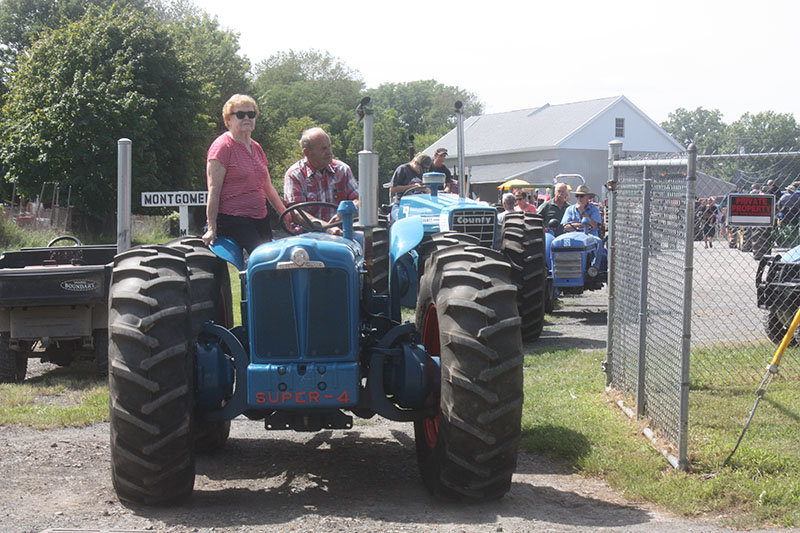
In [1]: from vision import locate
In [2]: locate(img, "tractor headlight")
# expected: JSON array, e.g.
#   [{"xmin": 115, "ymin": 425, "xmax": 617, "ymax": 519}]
[{"xmin": 587, "ymin": 265, "xmax": 599, "ymax": 278}]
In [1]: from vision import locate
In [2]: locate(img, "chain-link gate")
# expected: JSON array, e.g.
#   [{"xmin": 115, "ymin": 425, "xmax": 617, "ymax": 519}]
[
  {"xmin": 606, "ymin": 142, "xmax": 800, "ymax": 469},
  {"xmin": 606, "ymin": 144, "xmax": 694, "ymax": 469}
]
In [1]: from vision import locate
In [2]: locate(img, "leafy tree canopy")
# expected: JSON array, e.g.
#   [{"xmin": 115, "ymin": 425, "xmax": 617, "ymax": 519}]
[
  {"xmin": 251, "ymin": 49, "xmax": 364, "ymax": 153},
  {"xmin": 366, "ymin": 80, "xmax": 482, "ymax": 138},
  {"xmin": 0, "ymin": 4, "xmax": 200, "ymax": 214},
  {"xmin": 661, "ymin": 107, "xmax": 728, "ymax": 154}
]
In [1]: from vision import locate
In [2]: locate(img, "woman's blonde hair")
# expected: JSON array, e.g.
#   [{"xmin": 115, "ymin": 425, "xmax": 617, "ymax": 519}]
[{"xmin": 222, "ymin": 94, "xmax": 259, "ymax": 128}]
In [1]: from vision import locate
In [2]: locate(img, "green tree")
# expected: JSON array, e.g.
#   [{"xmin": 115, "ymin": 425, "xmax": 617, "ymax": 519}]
[
  {"xmin": 159, "ymin": 0, "xmax": 252, "ymax": 189},
  {"xmin": 0, "ymin": 4, "xmax": 200, "ymax": 214},
  {"xmin": 726, "ymin": 111, "xmax": 800, "ymax": 188},
  {"xmin": 366, "ymin": 80, "xmax": 483, "ymax": 139},
  {"xmin": 251, "ymin": 49, "xmax": 364, "ymax": 161},
  {"xmin": 0, "ymin": 0, "xmax": 149, "ymax": 92},
  {"xmin": 660, "ymin": 107, "xmax": 728, "ymax": 154}
]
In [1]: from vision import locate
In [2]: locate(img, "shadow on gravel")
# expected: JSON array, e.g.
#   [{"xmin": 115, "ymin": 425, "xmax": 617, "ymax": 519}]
[{"xmin": 125, "ymin": 428, "xmax": 651, "ymax": 530}]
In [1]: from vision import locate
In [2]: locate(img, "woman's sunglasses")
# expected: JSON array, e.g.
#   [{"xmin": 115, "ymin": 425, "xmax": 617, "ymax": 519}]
[{"xmin": 232, "ymin": 111, "xmax": 256, "ymax": 119}]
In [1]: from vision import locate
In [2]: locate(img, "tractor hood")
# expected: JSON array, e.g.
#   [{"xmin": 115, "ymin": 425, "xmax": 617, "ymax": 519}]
[
  {"xmin": 551, "ymin": 232, "xmax": 602, "ymax": 252},
  {"xmin": 248, "ymin": 233, "xmax": 363, "ymax": 272},
  {"xmin": 397, "ymin": 193, "xmax": 497, "ymax": 235}
]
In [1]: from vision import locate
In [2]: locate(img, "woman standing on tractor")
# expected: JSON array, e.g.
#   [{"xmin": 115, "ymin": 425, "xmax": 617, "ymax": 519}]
[{"xmin": 202, "ymin": 94, "xmax": 286, "ymax": 254}]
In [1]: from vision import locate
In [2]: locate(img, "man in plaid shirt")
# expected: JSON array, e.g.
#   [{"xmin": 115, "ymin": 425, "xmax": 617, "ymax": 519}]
[{"xmin": 284, "ymin": 127, "xmax": 359, "ymax": 234}]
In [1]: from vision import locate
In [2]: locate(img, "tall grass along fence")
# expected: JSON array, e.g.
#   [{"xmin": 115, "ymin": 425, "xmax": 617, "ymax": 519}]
[{"xmin": 605, "ymin": 141, "xmax": 800, "ymax": 469}]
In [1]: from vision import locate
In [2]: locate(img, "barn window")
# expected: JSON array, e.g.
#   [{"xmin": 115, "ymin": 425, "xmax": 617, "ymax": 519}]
[{"xmin": 615, "ymin": 118, "xmax": 625, "ymax": 137}]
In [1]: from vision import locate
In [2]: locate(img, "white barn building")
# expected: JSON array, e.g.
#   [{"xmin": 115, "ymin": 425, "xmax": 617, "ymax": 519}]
[{"xmin": 424, "ymin": 95, "xmax": 684, "ymax": 202}]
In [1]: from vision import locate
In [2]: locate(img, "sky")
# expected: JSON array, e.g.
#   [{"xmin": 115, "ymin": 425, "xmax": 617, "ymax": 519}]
[{"xmin": 191, "ymin": 0, "xmax": 800, "ymax": 125}]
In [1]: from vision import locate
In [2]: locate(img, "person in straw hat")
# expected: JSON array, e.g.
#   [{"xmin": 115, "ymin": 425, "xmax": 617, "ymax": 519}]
[{"xmin": 561, "ymin": 184, "xmax": 602, "ymax": 236}]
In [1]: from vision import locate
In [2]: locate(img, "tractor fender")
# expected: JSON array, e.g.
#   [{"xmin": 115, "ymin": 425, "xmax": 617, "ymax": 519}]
[
  {"xmin": 209, "ymin": 237, "xmax": 245, "ymax": 271},
  {"xmin": 390, "ymin": 216, "xmax": 424, "ymax": 270}
]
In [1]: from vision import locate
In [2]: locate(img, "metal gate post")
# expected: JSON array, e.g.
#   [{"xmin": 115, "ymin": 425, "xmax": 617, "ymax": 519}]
[
  {"xmin": 678, "ymin": 143, "xmax": 697, "ymax": 469},
  {"xmin": 117, "ymin": 138, "xmax": 132, "ymax": 253},
  {"xmin": 606, "ymin": 140, "xmax": 622, "ymax": 386},
  {"xmin": 636, "ymin": 171, "xmax": 652, "ymax": 417}
]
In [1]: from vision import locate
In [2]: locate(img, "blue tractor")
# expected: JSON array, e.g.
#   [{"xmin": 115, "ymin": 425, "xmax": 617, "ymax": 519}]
[
  {"xmin": 547, "ymin": 220, "xmax": 608, "ymax": 295},
  {"xmin": 107, "ymin": 99, "xmax": 524, "ymax": 505},
  {"xmin": 390, "ymin": 171, "xmax": 547, "ymax": 343}
]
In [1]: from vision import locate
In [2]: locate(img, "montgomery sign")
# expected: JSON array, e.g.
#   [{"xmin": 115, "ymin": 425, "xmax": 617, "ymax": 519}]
[{"xmin": 141, "ymin": 191, "xmax": 208, "ymax": 207}]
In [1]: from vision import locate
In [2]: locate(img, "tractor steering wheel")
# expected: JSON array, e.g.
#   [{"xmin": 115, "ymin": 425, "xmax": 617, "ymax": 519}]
[
  {"xmin": 398, "ymin": 185, "xmax": 429, "ymax": 200},
  {"xmin": 47, "ymin": 235, "xmax": 82, "ymax": 247},
  {"xmin": 280, "ymin": 202, "xmax": 342, "ymax": 235}
]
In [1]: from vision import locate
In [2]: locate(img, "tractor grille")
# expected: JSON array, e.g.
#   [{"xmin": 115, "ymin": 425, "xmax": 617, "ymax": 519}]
[
  {"xmin": 552, "ymin": 251, "xmax": 583, "ymax": 279},
  {"xmin": 449, "ymin": 209, "xmax": 496, "ymax": 247},
  {"xmin": 250, "ymin": 268, "xmax": 351, "ymax": 359}
]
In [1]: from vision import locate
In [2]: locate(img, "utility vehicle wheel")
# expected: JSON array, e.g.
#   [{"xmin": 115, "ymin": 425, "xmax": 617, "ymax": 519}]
[
  {"xmin": 413, "ymin": 243, "xmax": 523, "ymax": 501},
  {"xmin": 94, "ymin": 329, "xmax": 109, "ymax": 376},
  {"xmin": 108, "ymin": 245, "xmax": 195, "ymax": 505},
  {"xmin": 501, "ymin": 212, "xmax": 546, "ymax": 341},
  {"xmin": 0, "ymin": 333, "xmax": 27, "ymax": 383},
  {"xmin": 167, "ymin": 237, "xmax": 234, "ymax": 453},
  {"xmin": 764, "ymin": 310, "xmax": 796, "ymax": 346}
]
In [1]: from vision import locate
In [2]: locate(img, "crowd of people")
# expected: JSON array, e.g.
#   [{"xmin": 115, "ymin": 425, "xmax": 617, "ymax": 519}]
[{"xmin": 202, "ymin": 93, "xmax": 613, "ymax": 257}]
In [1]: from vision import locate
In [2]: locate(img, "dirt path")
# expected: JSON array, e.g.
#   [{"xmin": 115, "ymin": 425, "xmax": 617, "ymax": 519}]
[
  {"xmin": 2, "ymin": 418, "xmax": 729, "ymax": 533},
  {"xmin": 1, "ymin": 289, "xmax": 741, "ymax": 532}
]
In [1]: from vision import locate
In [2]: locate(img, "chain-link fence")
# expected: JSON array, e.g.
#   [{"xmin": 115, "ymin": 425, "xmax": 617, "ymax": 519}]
[
  {"xmin": 693, "ymin": 150, "xmax": 800, "ymax": 386},
  {"xmin": 606, "ymin": 143, "xmax": 800, "ymax": 469},
  {"xmin": 606, "ymin": 146, "xmax": 693, "ymax": 468}
]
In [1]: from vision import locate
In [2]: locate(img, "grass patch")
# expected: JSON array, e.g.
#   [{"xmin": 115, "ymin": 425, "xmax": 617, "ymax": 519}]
[
  {"xmin": 0, "ymin": 363, "xmax": 108, "ymax": 428},
  {"xmin": 0, "ymin": 216, "xmax": 66, "ymax": 250},
  {"xmin": 523, "ymin": 346, "xmax": 800, "ymax": 527}
]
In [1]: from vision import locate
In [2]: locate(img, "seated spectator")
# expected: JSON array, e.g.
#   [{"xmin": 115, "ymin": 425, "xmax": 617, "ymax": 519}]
[
  {"xmin": 498, "ymin": 192, "xmax": 517, "ymax": 225},
  {"xmin": 561, "ymin": 184, "xmax": 601, "ymax": 236},
  {"xmin": 514, "ymin": 190, "xmax": 537, "ymax": 213}
]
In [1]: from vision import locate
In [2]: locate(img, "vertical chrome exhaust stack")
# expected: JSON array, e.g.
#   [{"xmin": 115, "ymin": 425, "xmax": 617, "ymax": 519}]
[
  {"xmin": 357, "ymin": 97, "xmax": 378, "ymax": 228},
  {"xmin": 356, "ymin": 97, "xmax": 379, "ymax": 287},
  {"xmin": 455, "ymin": 101, "xmax": 466, "ymax": 198}
]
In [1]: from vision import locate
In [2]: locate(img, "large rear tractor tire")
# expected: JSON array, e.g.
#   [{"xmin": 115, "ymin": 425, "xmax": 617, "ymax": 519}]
[
  {"xmin": 167, "ymin": 237, "xmax": 233, "ymax": 453},
  {"xmin": 0, "ymin": 333, "xmax": 27, "ymax": 383},
  {"xmin": 367, "ymin": 217, "xmax": 390, "ymax": 295},
  {"xmin": 413, "ymin": 243, "xmax": 523, "ymax": 501},
  {"xmin": 501, "ymin": 212, "xmax": 547, "ymax": 341},
  {"xmin": 94, "ymin": 329, "xmax": 109, "ymax": 376},
  {"xmin": 108, "ymin": 245, "xmax": 195, "ymax": 505}
]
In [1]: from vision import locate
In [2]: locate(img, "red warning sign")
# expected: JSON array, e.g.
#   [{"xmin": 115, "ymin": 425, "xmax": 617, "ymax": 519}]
[{"xmin": 727, "ymin": 194, "xmax": 774, "ymax": 226}]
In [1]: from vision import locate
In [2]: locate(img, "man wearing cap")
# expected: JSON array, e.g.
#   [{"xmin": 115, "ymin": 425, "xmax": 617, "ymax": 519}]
[
  {"xmin": 430, "ymin": 147, "xmax": 456, "ymax": 194},
  {"xmin": 389, "ymin": 152, "xmax": 432, "ymax": 198},
  {"xmin": 561, "ymin": 184, "xmax": 602, "ymax": 236}
]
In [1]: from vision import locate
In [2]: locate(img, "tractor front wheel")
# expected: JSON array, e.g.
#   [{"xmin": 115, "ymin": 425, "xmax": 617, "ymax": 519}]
[
  {"xmin": 413, "ymin": 243, "xmax": 523, "ymax": 501},
  {"xmin": 167, "ymin": 237, "xmax": 234, "ymax": 453},
  {"xmin": 108, "ymin": 246, "xmax": 195, "ymax": 505}
]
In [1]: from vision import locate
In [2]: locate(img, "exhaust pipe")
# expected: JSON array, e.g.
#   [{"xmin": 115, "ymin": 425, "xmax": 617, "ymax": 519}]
[
  {"xmin": 356, "ymin": 97, "xmax": 379, "ymax": 288},
  {"xmin": 357, "ymin": 97, "xmax": 378, "ymax": 228},
  {"xmin": 455, "ymin": 101, "xmax": 466, "ymax": 198}
]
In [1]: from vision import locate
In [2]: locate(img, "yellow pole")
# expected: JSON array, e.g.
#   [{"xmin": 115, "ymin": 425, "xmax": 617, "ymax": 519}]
[{"xmin": 770, "ymin": 304, "xmax": 800, "ymax": 368}]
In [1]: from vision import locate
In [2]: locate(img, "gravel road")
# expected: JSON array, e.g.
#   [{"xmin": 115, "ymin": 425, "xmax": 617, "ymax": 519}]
[{"xmin": 0, "ymin": 288, "xmax": 751, "ymax": 533}]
